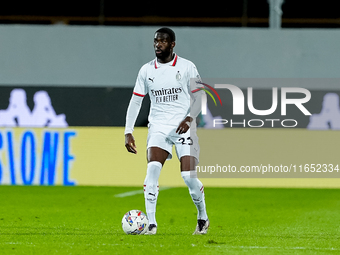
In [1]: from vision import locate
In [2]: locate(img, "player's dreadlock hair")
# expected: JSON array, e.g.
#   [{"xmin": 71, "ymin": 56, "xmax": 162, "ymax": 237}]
[{"xmin": 155, "ymin": 27, "xmax": 176, "ymax": 42}]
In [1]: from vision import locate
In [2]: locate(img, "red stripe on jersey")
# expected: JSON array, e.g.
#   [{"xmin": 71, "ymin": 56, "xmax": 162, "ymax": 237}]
[
  {"xmin": 191, "ymin": 87, "xmax": 204, "ymax": 93},
  {"xmin": 154, "ymin": 60, "xmax": 158, "ymax": 69},
  {"xmin": 172, "ymin": 54, "xmax": 178, "ymax": 66},
  {"xmin": 133, "ymin": 92, "xmax": 145, "ymax": 97}
]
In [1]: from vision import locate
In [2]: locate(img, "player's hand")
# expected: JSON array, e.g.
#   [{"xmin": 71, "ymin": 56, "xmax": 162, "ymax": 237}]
[
  {"xmin": 176, "ymin": 116, "xmax": 193, "ymax": 134},
  {"xmin": 125, "ymin": 133, "xmax": 137, "ymax": 154}
]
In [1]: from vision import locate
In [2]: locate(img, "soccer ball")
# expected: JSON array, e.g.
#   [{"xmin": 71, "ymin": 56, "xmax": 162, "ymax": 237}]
[{"xmin": 121, "ymin": 210, "xmax": 149, "ymax": 235}]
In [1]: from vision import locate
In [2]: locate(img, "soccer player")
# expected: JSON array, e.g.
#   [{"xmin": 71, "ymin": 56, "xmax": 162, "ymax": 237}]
[{"xmin": 124, "ymin": 27, "xmax": 209, "ymax": 235}]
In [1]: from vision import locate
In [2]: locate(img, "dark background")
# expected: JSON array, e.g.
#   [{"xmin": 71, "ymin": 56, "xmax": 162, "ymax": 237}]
[
  {"xmin": 0, "ymin": 86, "xmax": 337, "ymax": 127},
  {"xmin": 0, "ymin": 86, "xmax": 150, "ymax": 127},
  {"xmin": 0, "ymin": 0, "xmax": 339, "ymax": 28}
]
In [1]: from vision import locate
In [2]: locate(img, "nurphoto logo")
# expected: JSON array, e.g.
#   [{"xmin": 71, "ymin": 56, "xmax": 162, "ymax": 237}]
[{"xmin": 191, "ymin": 80, "xmax": 312, "ymax": 128}]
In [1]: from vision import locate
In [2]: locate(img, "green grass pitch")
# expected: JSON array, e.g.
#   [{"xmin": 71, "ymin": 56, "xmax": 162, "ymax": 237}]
[{"xmin": 0, "ymin": 186, "xmax": 339, "ymax": 254}]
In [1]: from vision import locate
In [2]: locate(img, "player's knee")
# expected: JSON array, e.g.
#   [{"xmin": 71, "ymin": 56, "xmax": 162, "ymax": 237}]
[{"xmin": 181, "ymin": 173, "xmax": 199, "ymax": 189}]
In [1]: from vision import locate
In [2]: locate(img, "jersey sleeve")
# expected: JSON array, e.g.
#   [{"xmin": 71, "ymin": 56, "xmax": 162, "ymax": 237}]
[
  {"xmin": 124, "ymin": 94, "xmax": 143, "ymax": 134},
  {"xmin": 187, "ymin": 62, "xmax": 204, "ymax": 119},
  {"xmin": 133, "ymin": 65, "xmax": 148, "ymax": 97},
  {"xmin": 188, "ymin": 62, "xmax": 204, "ymax": 93}
]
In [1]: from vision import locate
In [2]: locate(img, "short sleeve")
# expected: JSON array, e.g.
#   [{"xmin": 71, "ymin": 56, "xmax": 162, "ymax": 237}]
[
  {"xmin": 133, "ymin": 65, "xmax": 148, "ymax": 97},
  {"xmin": 188, "ymin": 62, "xmax": 203, "ymax": 93},
  {"xmin": 189, "ymin": 62, "xmax": 201, "ymax": 80}
]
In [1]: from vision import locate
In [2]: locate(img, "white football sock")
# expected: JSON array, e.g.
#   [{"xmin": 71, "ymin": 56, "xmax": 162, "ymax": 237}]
[
  {"xmin": 181, "ymin": 170, "xmax": 208, "ymax": 221},
  {"xmin": 143, "ymin": 161, "xmax": 162, "ymax": 226}
]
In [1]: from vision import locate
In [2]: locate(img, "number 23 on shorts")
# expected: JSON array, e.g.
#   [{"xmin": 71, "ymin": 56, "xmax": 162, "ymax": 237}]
[{"xmin": 178, "ymin": 137, "xmax": 193, "ymax": 145}]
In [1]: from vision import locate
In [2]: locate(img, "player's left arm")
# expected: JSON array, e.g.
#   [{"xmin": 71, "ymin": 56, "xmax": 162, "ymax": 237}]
[{"xmin": 176, "ymin": 63, "xmax": 204, "ymax": 135}]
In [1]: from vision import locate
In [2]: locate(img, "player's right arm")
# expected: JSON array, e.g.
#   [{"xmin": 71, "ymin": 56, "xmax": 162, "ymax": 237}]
[
  {"xmin": 125, "ymin": 94, "xmax": 143, "ymax": 154},
  {"xmin": 124, "ymin": 65, "xmax": 148, "ymax": 154}
]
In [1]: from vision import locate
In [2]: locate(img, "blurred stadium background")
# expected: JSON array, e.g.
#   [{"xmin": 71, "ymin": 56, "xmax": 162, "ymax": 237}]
[{"xmin": 0, "ymin": 0, "xmax": 340, "ymax": 188}]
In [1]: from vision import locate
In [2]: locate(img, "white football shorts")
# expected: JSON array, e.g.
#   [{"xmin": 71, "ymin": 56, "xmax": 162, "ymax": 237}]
[{"xmin": 147, "ymin": 123, "xmax": 200, "ymax": 161}]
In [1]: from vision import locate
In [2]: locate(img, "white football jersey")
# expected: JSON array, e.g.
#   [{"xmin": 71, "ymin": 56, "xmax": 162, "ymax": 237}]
[{"xmin": 133, "ymin": 54, "xmax": 201, "ymax": 127}]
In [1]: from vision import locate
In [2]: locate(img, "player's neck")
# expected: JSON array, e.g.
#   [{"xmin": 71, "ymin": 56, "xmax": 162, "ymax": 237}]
[{"xmin": 157, "ymin": 53, "xmax": 175, "ymax": 64}]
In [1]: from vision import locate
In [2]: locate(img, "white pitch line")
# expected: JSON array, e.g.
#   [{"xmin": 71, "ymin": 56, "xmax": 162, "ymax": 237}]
[{"xmin": 114, "ymin": 187, "xmax": 172, "ymax": 198}]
